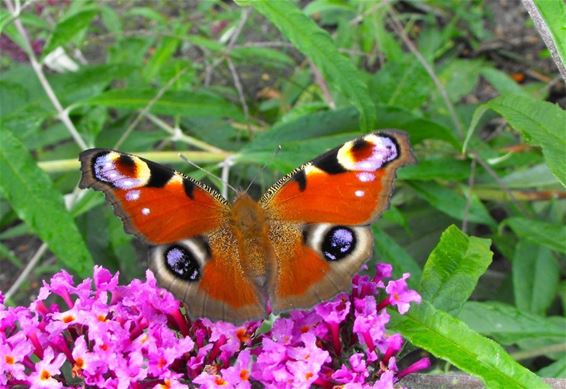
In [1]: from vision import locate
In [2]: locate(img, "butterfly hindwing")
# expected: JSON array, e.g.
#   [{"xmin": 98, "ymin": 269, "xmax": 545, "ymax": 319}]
[
  {"xmin": 268, "ymin": 221, "xmax": 373, "ymax": 312},
  {"xmin": 261, "ymin": 130, "xmax": 414, "ymax": 312},
  {"xmin": 149, "ymin": 235, "xmax": 265, "ymax": 323}
]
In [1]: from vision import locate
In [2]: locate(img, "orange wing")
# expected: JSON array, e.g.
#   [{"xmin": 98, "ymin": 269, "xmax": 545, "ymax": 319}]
[
  {"xmin": 261, "ymin": 130, "xmax": 414, "ymax": 225},
  {"xmin": 80, "ymin": 149, "xmax": 264, "ymax": 322},
  {"xmin": 260, "ymin": 130, "xmax": 414, "ymax": 312},
  {"xmin": 79, "ymin": 149, "xmax": 228, "ymax": 244}
]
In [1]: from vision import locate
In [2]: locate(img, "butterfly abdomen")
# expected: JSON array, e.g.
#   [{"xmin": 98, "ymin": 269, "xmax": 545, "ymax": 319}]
[{"xmin": 230, "ymin": 193, "xmax": 272, "ymax": 283}]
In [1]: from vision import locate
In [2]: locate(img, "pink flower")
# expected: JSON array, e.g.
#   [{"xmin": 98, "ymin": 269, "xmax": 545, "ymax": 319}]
[
  {"xmin": 28, "ymin": 347, "xmax": 65, "ymax": 389},
  {"xmin": 383, "ymin": 274, "xmax": 421, "ymax": 314},
  {"xmin": 221, "ymin": 349, "xmax": 253, "ymax": 388},
  {"xmin": 0, "ymin": 263, "xmax": 426, "ymax": 387},
  {"xmin": 314, "ymin": 293, "xmax": 350, "ymax": 325},
  {"xmin": 332, "ymin": 352, "xmax": 369, "ymax": 384},
  {"xmin": 0, "ymin": 332, "xmax": 33, "ymax": 384}
]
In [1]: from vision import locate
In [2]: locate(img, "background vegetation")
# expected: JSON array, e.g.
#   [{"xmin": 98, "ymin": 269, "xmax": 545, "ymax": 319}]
[{"xmin": 1, "ymin": 0, "xmax": 565, "ymax": 387}]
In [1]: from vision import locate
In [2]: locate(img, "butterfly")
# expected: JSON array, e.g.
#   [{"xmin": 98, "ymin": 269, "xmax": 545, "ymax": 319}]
[{"xmin": 79, "ymin": 130, "xmax": 414, "ymax": 323}]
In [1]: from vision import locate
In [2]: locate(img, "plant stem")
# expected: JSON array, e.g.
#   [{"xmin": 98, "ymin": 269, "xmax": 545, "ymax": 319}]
[{"xmin": 4, "ymin": 0, "xmax": 88, "ymax": 150}]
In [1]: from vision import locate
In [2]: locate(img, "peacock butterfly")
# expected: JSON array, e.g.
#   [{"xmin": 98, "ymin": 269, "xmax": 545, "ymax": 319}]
[{"xmin": 79, "ymin": 130, "xmax": 414, "ymax": 323}]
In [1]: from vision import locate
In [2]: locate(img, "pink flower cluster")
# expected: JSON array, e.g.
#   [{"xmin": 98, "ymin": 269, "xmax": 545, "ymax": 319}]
[{"xmin": 0, "ymin": 263, "xmax": 428, "ymax": 388}]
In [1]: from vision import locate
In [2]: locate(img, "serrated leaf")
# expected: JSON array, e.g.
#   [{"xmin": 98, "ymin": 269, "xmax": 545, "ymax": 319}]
[
  {"xmin": 409, "ymin": 181, "xmax": 496, "ymax": 226},
  {"xmin": 506, "ymin": 217, "xmax": 566, "ymax": 254},
  {"xmin": 0, "ymin": 130, "xmax": 92, "ymax": 276},
  {"xmin": 513, "ymin": 241, "xmax": 559, "ymax": 315},
  {"xmin": 419, "ymin": 225, "xmax": 492, "ymax": 314},
  {"xmin": 466, "ymin": 95, "xmax": 566, "ymax": 187},
  {"xmin": 458, "ymin": 301, "xmax": 566, "ymax": 345},
  {"xmin": 532, "ymin": 0, "xmax": 566, "ymax": 73},
  {"xmin": 44, "ymin": 9, "xmax": 98, "ymax": 56},
  {"xmin": 81, "ymin": 89, "xmax": 243, "ymax": 120},
  {"xmin": 242, "ymin": 0, "xmax": 376, "ymax": 130},
  {"xmin": 391, "ymin": 301, "xmax": 549, "ymax": 389}
]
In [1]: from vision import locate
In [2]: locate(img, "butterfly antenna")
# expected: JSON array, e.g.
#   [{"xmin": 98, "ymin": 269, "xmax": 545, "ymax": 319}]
[
  {"xmin": 179, "ymin": 154, "xmax": 239, "ymax": 198},
  {"xmin": 244, "ymin": 145, "xmax": 282, "ymax": 194}
]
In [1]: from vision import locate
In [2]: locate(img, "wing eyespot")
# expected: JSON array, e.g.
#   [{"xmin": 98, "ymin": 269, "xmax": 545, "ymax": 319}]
[
  {"xmin": 163, "ymin": 245, "xmax": 201, "ymax": 281},
  {"xmin": 321, "ymin": 226, "xmax": 357, "ymax": 262},
  {"xmin": 303, "ymin": 224, "xmax": 366, "ymax": 263}
]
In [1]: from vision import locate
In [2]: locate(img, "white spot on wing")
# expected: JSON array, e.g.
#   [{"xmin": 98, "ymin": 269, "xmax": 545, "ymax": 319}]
[
  {"xmin": 357, "ymin": 172, "xmax": 375, "ymax": 182},
  {"xmin": 355, "ymin": 190, "xmax": 365, "ymax": 197},
  {"xmin": 126, "ymin": 190, "xmax": 140, "ymax": 201},
  {"xmin": 141, "ymin": 208, "xmax": 151, "ymax": 216}
]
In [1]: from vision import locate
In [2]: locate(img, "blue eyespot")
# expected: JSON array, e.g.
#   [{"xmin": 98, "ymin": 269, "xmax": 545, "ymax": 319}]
[
  {"xmin": 165, "ymin": 245, "xmax": 200, "ymax": 281},
  {"xmin": 322, "ymin": 226, "xmax": 356, "ymax": 261}
]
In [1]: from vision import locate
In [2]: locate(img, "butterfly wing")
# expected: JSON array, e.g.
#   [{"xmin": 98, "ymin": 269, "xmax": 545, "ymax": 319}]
[
  {"xmin": 79, "ymin": 149, "xmax": 227, "ymax": 245},
  {"xmin": 260, "ymin": 130, "xmax": 414, "ymax": 312},
  {"xmin": 79, "ymin": 149, "xmax": 264, "ymax": 322}
]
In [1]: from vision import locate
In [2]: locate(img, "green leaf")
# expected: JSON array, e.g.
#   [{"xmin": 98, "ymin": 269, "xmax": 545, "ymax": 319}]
[
  {"xmin": 513, "ymin": 241, "xmax": 559, "ymax": 315},
  {"xmin": 438, "ymin": 59, "xmax": 483, "ymax": 102},
  {"xmin": 373, "ymin": 227, "xmax": 421, "ymax": 285},
  {"xmin": 370, "ymin": 55, "xmax": 431, "ymax": 110},
  {"xmin": 480, "ymin": 67, "xmax": 528, "ymax": 97},
  {"xmin": 409, "ymin": 181, "xmax": 496, "ymax": 226},
  {"xmin": 375, "ymin": 105, "xmax": 460, "ymax": 148},
  {"xmin": 243, "ymin": 107, "xmax": 360, "ymax": 153},
  {"xmin": 231, "ymin": 47, "xmax": 295, "ymax": 68},
  {"xmin": 419, "ymin": 225, "xmax": 492, "ymax": 313},
  {"xmin": 81, "ymin": 89, "xmax": 243, "ymax": 120},
  {"xmin": 144, "ymin": 36, "xmax": 180, "ymax": 81},
  {"xmin": 126, "ymin": 7, "xmax": 167, "ymax": 24},
  {"xmin": 458, "ymin": 301, "xmax": 566, "ymax": 345},
  {"xmin": 466, "ymin": 95, "xmax": 566, "ymax": 186},
  {"xmin": 0, "ymin": 10, "xmax": 11, "ymax": 34},
  {"xmin": 0, "ymin": 130, "xmax": 93, "ymax": 277},
  {"xmin": 398, "ymin": 158, "xmax": 471, "ymax": 181},
  {"xmin": 0, "ymin": 242, "xmax": 22, "ymax": 267},
  {"xmin": 538, "ymin": 356, "xmax": 566, "ymax": 378},
  {"xmin": 241, "ymin": 0, "xmax": 376, "ymax": 130},
  {"xmin": 501, "ymin": 164, "xmax": 559, "ymax": 188},
  {"xmin": 391, "ymin": 301, "xmax": 549, "ymax": 389},
  {"xmin": 44, "ymin": 9, "xmax": 98, "ymax": 55},
  {"xmin": 532, "ymin": 0, "xmax": 566, "ymax": 73},
  {"xmin": 506, "ymin": 217, "xmax": 566, "ymax": 254},
  {"xmin": 99, "ymin": 5, "xmax": 122, "ymax": 33},
  {"xmin": 244, "ymin": 106, "xmax": 459, "ymax": 157}
]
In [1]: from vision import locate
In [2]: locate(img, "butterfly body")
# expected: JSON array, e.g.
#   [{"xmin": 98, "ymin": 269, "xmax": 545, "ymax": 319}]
[{"xmin": 79, "ymin": 130, "xmax": 414, "ymax": 323}]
